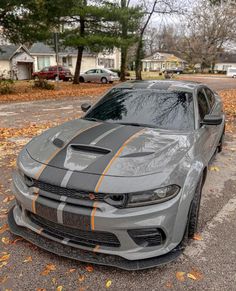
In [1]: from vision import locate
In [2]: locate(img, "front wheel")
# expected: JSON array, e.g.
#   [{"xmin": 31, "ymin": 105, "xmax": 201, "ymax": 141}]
[
  {"xmin": 101, "ymin": 77, "xmax": 108, "ymax": 84},
  {"xmin": 188, "ymin": 175, "xmax": 203, "ymax": 238}
]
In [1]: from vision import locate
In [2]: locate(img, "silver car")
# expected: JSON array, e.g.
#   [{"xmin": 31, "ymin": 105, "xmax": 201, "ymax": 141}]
[
  {"xmin": 79, "ymin": 68, "xmax": 119, "ymax": 84},
  {"xmin": 8, "ymin": 80, "xmax": 225, "ymax": 270}
]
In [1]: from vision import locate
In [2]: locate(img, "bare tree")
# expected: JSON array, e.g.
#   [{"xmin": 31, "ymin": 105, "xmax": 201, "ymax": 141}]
[
  {"xmin": 177, "ymin": 0, "xmax": 236, "ymax": 71},
  {"xmin": 135, "ymin": 0, "xmax": 186, "ymax": 80}
]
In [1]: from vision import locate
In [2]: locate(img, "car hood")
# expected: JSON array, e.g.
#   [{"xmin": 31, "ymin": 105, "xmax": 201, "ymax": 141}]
[{"xmin": 26, "ymin": 119, "xmax": 194, "ymax": 178}]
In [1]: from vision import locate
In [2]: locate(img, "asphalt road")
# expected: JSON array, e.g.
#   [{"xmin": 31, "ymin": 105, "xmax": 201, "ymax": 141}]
[{"xmin": 0, "ymin": 76, "xmax": 236, "ymax": 291}]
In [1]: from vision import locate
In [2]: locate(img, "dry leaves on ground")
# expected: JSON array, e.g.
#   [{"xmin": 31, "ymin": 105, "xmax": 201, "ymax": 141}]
[{"xmin": 41, "ymin": 263, "xmax": 56, "ymax": 275}]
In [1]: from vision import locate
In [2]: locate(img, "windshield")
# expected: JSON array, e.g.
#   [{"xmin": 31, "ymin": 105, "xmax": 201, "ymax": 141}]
[{"xmin": 85, "ymin": 89, "xmax": 194, "ymax": 130}]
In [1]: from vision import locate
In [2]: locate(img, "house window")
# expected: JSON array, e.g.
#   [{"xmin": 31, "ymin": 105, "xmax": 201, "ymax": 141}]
[
  {"xmin": 62, "ymin": 57, "xmax": 67, "ymax": 66},
  {"xmin": 37, "ymin": 56, "xmax": 50, "ymax": 70},
  {"xmin": 68, "ymin": 56, "xmax": 72, "ymax": 67},
  {"xmin": 98, "ymin": 58, "xmax": 114, "ymax": 68}
]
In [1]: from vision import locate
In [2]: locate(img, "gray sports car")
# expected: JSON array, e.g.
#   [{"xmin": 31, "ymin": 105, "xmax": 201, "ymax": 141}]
[{"xmin": 8, "ymin": 80, "xmax": 225, "ymax": 270}]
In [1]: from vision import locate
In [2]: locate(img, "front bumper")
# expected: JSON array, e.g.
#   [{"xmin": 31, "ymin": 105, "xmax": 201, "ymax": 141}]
[
  {"xmin": 8, "ymin": 206, "xmax": 183, "ymax": 270},
  {"xmin": 9, "ymin": 170, "xmax": 184, "ymax": 269}
]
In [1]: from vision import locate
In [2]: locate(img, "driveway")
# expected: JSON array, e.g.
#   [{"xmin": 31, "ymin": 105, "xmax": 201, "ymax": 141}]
[{"xmin": 0, "ymin": 77, "xmax": 236, "ymax": 290}]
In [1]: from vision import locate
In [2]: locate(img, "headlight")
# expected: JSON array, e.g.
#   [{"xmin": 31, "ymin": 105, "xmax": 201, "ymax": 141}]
[{"xmin": 104, "ymin": 185, "xmax": 180, "ymax": 208}]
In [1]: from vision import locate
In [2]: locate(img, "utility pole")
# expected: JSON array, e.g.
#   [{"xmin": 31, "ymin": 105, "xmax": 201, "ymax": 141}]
[{"xmin": 53, "ymin": 30, "xmax": 60, "ymax": 89}]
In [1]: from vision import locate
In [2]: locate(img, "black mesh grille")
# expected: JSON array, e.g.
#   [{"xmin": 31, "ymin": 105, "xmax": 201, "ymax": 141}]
[
  {"xmin": 29, "ymin": 212, "xmax": 120, "ymax": 248},
  {"xmin": 30, "ymin": 178, "xmax": 104, "ymax": 201}
]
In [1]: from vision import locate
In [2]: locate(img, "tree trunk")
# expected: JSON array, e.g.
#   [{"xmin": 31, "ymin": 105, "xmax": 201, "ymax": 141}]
[
  {"xmin": 73, "ymin": 46, "xmax": 84, "ymax": 84},
  {"xmin": 120, "ymin": 0, "xmax": 128, "ymax": 82},
  {"xmin": 135, "ymin": 39, "xmax": 143, "ymax": 80},
  {"xmin": 120, "ymin": 46, "xmax": 127, "ymax": 81},
  {"xmin": 73, "ymin": 0, "xmax": 86, "ymax": 84}
]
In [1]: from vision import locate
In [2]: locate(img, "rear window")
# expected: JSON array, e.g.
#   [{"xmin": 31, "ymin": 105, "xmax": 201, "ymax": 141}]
[{"xmin": 85, "ymin": 89, "xmax": 194, "ymax": 130}]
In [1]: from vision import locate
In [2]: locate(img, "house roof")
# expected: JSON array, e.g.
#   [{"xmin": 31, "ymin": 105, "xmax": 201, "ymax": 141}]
[
  {"xmin": 0, "ymin": 45, "xmax": 19, "ymax": 60},
  {"xmin": 216, "ymin": 53, "xmax": 236, "ymax": 63},
  {"xmin": 142, "ymin": 51, "xmax": 186, "ymax": 63},
  {"xmin": 0, "ymin": 44, "xmax": 32, "ymax": 60},
  {"xmin": 30, "ymin": 42, "xmax": 96, "ymax": 57}
]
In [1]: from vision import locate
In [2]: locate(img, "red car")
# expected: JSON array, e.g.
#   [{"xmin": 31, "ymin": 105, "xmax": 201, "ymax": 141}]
[{"xmin": 32, "ymin": 66, "xmax": 73, "ymax": 81}]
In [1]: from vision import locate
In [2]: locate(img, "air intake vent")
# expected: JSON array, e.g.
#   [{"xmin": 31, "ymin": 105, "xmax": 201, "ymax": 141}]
[
  {"xmin": 128, "ymin": 228, "xmax": 165, "ymax": 247},
  {"xmin": 70, "ymin": 144, "xmax": 111, "ymax": 155}
]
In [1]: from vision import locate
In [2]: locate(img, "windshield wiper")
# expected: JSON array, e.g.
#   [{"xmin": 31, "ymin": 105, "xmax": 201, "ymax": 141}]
[{"xmin": 117, "ymin": 122, "xmax": 156, "ymax": 128}]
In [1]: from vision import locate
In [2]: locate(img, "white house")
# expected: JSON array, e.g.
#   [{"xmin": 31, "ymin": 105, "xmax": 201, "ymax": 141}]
[
  {"xmin": 0, "ymin": 42, "xmax": 121, "ymax": 80},
  {"xmin": 214, "ymin": 53, "xmax": 236, "ymax": 73},
  {"xmin": 29, "ymin": 43, "xmax": 121, "ymax": 74}
]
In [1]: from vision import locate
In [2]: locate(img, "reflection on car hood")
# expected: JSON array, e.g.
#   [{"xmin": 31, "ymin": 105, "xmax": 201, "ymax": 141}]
[{"xmin": 26, "ymin": 119, "xmax": 194, "ymax": 177}]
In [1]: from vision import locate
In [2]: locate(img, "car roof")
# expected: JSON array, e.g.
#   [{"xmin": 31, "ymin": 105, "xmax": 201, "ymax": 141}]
[{"xmin": 113, "ymin": 80, "xmax": 204, "ymax": 92}]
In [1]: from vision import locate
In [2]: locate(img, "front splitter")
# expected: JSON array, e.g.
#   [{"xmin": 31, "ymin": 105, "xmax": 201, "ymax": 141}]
[{"xmin": 8, "ymin": 207, "xmax": 183, "ymax": 270}]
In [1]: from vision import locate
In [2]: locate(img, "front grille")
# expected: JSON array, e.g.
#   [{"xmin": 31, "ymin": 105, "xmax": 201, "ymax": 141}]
[
  {"xmin": 29, "ymin": 212, "xmax": 120, "ymax": 248},
  {"xmin": 128, "ymin": 228, "xmax": 165, "ymax": 247},
  {"xmin": 29, "ymin": 177, "xmax": 104, "ymax": 201}
]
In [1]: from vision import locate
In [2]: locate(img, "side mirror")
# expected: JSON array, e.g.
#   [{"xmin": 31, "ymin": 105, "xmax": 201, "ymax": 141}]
[
  {"xmin": 201, "ymin": 114, "xmax": 222, "ymax": 126},
  {"xmin": 81, "ymin": 103, "xmax": 91, "ymax": 112}
]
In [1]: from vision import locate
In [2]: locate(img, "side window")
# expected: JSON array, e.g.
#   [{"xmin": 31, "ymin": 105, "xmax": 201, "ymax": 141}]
[
  {"xmin": 197, "ymin": 89, "xmax": 210, "ymax": 120},
  {"xmin": 86, "ymin": 69, "xmax": 96, "ymax": 74},
  {"xmin": 204, "ymin": 88, "xmax": 215, "ymax": 109}
]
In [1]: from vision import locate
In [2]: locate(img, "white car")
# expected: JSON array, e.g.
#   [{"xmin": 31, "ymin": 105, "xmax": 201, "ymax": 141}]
[
  {"xmin": 227, "ymin": 67, "xmax": 236, "ymax": 78},
  {"xmin": 79, "ymin": 68, "xmax": 119, "ymax": 83}
]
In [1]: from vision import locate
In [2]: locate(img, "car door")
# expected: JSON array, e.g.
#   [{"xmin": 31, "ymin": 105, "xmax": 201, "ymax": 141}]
[
  {"xmin": 196, "ymin": 87, "xmax": 213, "ymax": 163},
  {"xmin": 84, "ymin": 69, "xmax": 97, "ymax": 82},
  {"xmin": 203, "ymin": 87, "xmax": 224, "ymax": 151}
]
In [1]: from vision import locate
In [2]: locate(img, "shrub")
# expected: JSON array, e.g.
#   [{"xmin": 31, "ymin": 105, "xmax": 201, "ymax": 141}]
[
  {"xmin": 0, "ymin": 79, "xmax": 15, "ymax": 95},
  {"xmin": 33, "ymin": 78, "xmax": 55, "ymax": 90}
]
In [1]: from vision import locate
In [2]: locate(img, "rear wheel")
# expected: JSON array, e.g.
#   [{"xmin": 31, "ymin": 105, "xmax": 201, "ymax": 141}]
[
  {"xmin": 188, "ymin": 175, "xmax": 203, "ymax": 238},
  {"xmin": 101, "ymin": 77, "xmax": 108, "ymax": 84},
  {"xmin": 79, "ymin": 76, "xmax": 85, "ymax": 83}
]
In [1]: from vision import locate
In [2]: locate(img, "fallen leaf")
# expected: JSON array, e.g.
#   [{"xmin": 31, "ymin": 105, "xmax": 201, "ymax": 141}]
[
  {"xmin": 193, "ymin": 233, "xmax": 203, "ymax": 241},
  {"xmin": 85, "ymin": 265, "xmax": 93, "ymax": 272},
  {"xmin": 23, "ymin": 256, "xmax": 32, "ymax": 263},
  {"xmin": 165, "ymin": 282, "xmax": 174, "ymax": 288},
  {"xmin": 52, "ymin": 278, "xmax": 57, "ymax": 285},
  {"xmin": 11, "ymin": 237, "xmax": 23, "ymax": 244},
  {"xmin": 188, "ymin": 270, "xmax": 203, "ymax": 281},
  {"xmin": 1, "ymin": 237, "xmax": 10, "ymax": 245},
  {"xmin": 0, "ymin": 223, "xmax": 9, "ymax": 234},
  {"xmin": 41, "ymin": 263, "xmax": 56, "ymax": 275},
  {"xmin": 36, "ymin": 289, "xmax": 46, "ymax": 291},
  {"xmin": 106, "ymin": 280, "xmax": 112, "ymax": 288},
  {"xmin": 0, "ymin": 254, "xmax": 10, "ymax": 262},
  {"xmin": 0, "ymin": 261, "xmax": 8, "ymax": 268},
  {"xmin": 3, "ymin": 196, "xmax": 15, "ymax": 203},
  {"xmin": 187, "ymin": 273, "xmax": 197, "ymax": 280},
  {"xmin": 57, "ymin": 286, "xmax": 63, "ymax": 291},
  {"xmin": 209, "ymin": 166, "xmax": 220, "ymax": 172},
  {"xmin": 0, "ymin": 275, "xmax": 8, "ymax": 283},
  {"xmin": 78, "ymin": 274, "xmax": 85, "ymax": 282},
  {"xmin": 176, "ymin": 271, "xmax": 185, "ymax": 282}
]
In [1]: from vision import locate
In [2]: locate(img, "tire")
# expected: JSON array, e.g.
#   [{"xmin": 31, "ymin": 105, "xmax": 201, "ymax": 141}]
[
  {"xmin": 79, "ymin": 77, "xmax": 85, "ymax": 83},
  {"xmin": 218, "ymin": 125, "xmax": 225, "ymax": 153},
  {"xmin": 34, "ymin": 75, "xmax": 39, "ymax": 80},
  {"xmin": 188, "ymin": 175, "xmax": 203, "ymax": 238},
  {"xmin": 101, "ymin": 77, "xmax": 108, "ymax": 84},
  {"xmin": 109, "ymin": 81, "xmax": 114, "ymax": 84}
]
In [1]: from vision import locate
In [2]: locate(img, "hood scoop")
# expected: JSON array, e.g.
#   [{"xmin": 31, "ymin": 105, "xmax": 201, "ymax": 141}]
[
  {"xmin": 64, "ymin": 144, "xmax": 111, "ymax": 171},
  {"xmin": 70, "ymin": 144, "xmax": 111, "ymax": 155},
  {"xmin": 52, "ymin": 138, "xmax": 64, "ymax": 148}
]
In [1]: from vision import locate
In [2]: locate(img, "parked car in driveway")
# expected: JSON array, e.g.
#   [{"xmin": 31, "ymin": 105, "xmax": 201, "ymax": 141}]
[
  {"xmin": 79, "ymin": 68, "xmax": 119, "ymax": 83},
  {"xmin": 32, "ymin": 66, "xmax": 73, "ymax": 81},
  {"xmin": 9, "ymin": 80, "xmax": 225, "ymax": 270}
]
